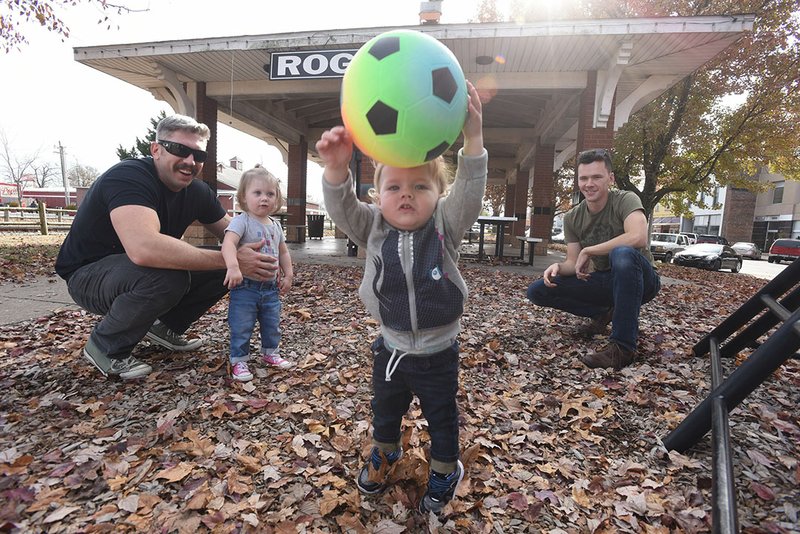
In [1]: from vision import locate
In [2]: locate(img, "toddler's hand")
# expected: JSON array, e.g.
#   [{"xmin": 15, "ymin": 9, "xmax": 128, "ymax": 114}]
[
  {"xmin": 224, "ymin": 268, "xmax": 243, "ymax": 289},
  {"xmin": 462, "ymin": 80, "xmax": 484, "ymax": 155},
  {"xmin": 279, "ymin": 275, "xmax": 293, "ymax": 295},
  {"xmin": 316, "ymin": 126, "xmax": 353, "ymax": 184}
]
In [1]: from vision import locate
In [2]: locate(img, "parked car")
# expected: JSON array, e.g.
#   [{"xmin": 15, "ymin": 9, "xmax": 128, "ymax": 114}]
[
  {"xmin": 696, "ymin": 234, "xmax": 729, "ymax": 245},
  {"xmin": 680, "ymin": 232, "xmax": 698, "ymax": 244},
  {"xmin": 731, "ymin": 242, "xmax": 761, "ymax": 260},
  {"xmin": 551, "ymin": 230, "xmax": 565, "ymax": 243},
  {"xmin": 650, "ymin": 233, "xmax": 690, "ymax": 263},
  {"xmin": 768, "ymin": 238, "xmax": 800, "ymax": 263},
  {"xmin": 673, "ymin": 243, "xmax": 742, "ymax": 272}
]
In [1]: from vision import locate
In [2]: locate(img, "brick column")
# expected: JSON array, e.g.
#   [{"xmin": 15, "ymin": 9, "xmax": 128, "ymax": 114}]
[
  {"xmin": 511, "ymin": 167, "xmax": 528, "ymax": 238},
  {"xmin": 721, "ymin": 186, "xmax": 756, "ymax": 243},
  {"xmin": 575, "ymin": 71, "xmax": 616, "ymax": 196},
  {"xmin": 498, "ymin": 181, "xmax": 514, "ymax": 246},
  {"xmin": 196, "ymin": 83, "xmax": 218, "ymax": 192},
  {"xmin": 529, "ymin": 143, "xmax": 555, "ymax": 255},
  {"xmin": 184, "ymin": 83, "xmax": 220, "ymax": 246},
  {"xmin": 286, "ymin": 139, "xmax": 308, "ymax": 243}
]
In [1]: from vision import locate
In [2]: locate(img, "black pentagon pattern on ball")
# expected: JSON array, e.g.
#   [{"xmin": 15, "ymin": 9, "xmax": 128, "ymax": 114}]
[
  {"xmin": 431, "ymin": 67, "xmax": 458, "ymax": 103},
  {"xmin": 425, "ymin": 141, "xmax": 450, "ymax": 162},
  {"xmin": 367, "ymin": 101, "xmax": 398, "ymax": 135},
  {"xmin": 368, "ymin": 36, "xmax": 400, "ymax": 60}
]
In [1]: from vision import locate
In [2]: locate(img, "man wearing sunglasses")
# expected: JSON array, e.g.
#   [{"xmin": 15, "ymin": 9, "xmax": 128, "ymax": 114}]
[
  {"xmin": 56, "ymin": 114, "xmax": 278, "ymax": 380},
  {"xmin": 526, "ymin": 149, "xmax": 660, "ymax": 370}
]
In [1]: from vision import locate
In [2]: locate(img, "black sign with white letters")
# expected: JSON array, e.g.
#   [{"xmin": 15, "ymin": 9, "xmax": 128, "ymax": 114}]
[{"xmin": 268, "ymin": 50, "xmax": 358, "ymax": 80}]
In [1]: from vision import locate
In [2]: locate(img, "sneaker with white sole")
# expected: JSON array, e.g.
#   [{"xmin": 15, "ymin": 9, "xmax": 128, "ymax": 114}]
[
  {"xmin": 262, "ymin": 353, "xmax": 293, "ymax": 369},
  {"xmin": 419, "ymin": 460, "xmax": 464, "ymax": 515},
  {"xmin": 83, "ymin": 339, "xmax": 151, "ymax": 380},
  {"xmin": 231, "ymin": 362, "xmax": 253, "ymax": 382},
  {"xmin": 145, "ymin": 320, "xmax": 202, "ymax": 351}
]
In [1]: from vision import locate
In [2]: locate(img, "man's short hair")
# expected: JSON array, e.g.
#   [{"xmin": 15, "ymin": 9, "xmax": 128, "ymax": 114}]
[
  {"xmin": 156, "ymin": 114, "xmax": 211, "ymax": 142},
  {"xmin": 577, "ymin": 148, "xmax": 613, "ymax": 173}
]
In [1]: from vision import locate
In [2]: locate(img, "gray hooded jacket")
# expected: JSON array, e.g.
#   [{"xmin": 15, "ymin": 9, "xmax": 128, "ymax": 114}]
[{"xmin": 323, "ymin": 149, "xmax": 487, "ymax": 356}]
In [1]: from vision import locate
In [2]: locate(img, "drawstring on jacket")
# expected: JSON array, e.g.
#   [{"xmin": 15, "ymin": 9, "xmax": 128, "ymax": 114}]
[{"xmin": 384, "ymin": 347, "xmax": 409, "ymax": 382}]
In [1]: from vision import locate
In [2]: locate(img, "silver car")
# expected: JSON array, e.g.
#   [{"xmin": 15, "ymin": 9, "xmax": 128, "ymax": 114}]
[{"xmin": 731, "ymin": 242, "xmax": 761, "ymax": 260}]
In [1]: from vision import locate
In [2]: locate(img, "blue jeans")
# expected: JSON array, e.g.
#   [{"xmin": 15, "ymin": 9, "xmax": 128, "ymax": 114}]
[
  {"xmin": 526, "ymin": 246, "xmax": 660, "ymax": 351},
  {"xmin": 370, "ymin": 337, "xmax": 460, "ymax": 465},
  {"xmin": 228, "ymin": 279, "xmax": 281, "ymax": 363},
  {"xmin": 66, "ymin": 254, "xmax": 228, "ymax": 359}
]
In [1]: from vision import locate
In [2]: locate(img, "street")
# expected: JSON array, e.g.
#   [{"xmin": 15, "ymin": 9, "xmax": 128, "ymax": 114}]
[{"xmin": 739, "ymin": 258, "xmax": 787, "ymax": 280}]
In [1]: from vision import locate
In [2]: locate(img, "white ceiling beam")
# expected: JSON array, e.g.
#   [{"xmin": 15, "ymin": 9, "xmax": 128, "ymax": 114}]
[
  {"xmin": 554, "ymin": 138, "xmax": 577, "ymax": 172},
  {"xmin": 594, "ymin": 40, "xmax": 633, "ymax": 128},
  {"xmin": 151, "ymin": 61, "xmax": 194, "ymax": 116},
  {"xmin": 614, "ymin": 74, "xmax": 681, "ymax": 130},
  {"xmin": 207, "ymin": 72, "xmax": 587, "ymax": 99}
]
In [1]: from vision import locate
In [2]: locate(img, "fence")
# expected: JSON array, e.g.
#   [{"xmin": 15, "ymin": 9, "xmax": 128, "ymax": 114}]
[{"xmin": 0, "ymin": 205, "xmax": 76, "ymax": 235}]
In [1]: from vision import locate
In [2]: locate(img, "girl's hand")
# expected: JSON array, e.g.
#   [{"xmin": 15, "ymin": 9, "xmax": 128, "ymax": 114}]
[
  {"xmin": 279, "ymin": 275, "xmax": 293, "ymax": 295},
  {"xmin": 224, "ymin": 268, "xmax": 243, "ymax": 289}
]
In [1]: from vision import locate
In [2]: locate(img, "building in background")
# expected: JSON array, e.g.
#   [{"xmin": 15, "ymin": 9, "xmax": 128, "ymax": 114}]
[
  {"xmin": 649, "ymin": 168, "xmax": 798, "ymax": 251},
  {"xmin": 752, "ymin": 169, "xmax": 800, "ymax": 250}
]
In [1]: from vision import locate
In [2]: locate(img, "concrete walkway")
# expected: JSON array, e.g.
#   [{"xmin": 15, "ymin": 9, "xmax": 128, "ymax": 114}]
[{"xmin": 1, "ymin": 238, "xmax": 560, "ymax": 326}]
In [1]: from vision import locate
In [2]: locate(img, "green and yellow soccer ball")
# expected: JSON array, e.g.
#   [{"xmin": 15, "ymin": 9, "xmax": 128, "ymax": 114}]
[{"xmin": 341, "ymin": 29, "xmax": 468, "ymax": 168}]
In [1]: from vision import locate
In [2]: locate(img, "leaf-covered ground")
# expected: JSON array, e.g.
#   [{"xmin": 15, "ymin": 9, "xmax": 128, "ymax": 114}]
[{"xmin": 1, "ymin": 252, "xmax": 799, "ymax": 532}]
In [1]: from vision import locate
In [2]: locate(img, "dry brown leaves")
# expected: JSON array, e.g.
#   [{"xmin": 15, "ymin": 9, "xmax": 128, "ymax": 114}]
[{"xmin": 0, "ymin": 257, "xmax": 798, "ymax": 533}]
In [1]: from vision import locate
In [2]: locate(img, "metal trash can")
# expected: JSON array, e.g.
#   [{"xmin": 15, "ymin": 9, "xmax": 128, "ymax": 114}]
[{"xmin": 306, "ymin": 214, "xmax": 325, "ymax": 239}]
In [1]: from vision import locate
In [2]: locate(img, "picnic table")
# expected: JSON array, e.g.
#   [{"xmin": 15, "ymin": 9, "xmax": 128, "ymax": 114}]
[{"xmin": 476, "ymin": 216, "xmax": 518, "ymax": 261}]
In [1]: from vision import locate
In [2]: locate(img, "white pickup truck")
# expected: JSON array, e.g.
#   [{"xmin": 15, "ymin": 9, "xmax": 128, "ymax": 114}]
[{"xmin": 650, "ymin": 233, "xmax": 690, "ymax": 263}]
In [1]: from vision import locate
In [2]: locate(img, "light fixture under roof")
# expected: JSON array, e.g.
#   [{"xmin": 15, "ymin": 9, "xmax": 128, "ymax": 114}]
[{"xmin": 476, "ymin": 55, "xmax": 494, "ymax": 65}]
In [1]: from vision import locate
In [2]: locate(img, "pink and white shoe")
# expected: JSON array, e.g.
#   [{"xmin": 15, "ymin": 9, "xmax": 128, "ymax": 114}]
[
  {"xmin": 262, "ymin": 353, "xmax": 293, "ymax": 369},
  {"xmin": 231, "ymin": 362, "xmax": 253, "ymax": 381}
]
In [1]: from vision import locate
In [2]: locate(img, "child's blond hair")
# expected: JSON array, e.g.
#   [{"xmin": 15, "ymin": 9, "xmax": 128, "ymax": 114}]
[
  {"xmin": 237, "ymin": 166, "xmax": 284, "ymax": 214},
  {"xmin": 368, "ymin": 156, "xmax": 452, "ymax": 203}
]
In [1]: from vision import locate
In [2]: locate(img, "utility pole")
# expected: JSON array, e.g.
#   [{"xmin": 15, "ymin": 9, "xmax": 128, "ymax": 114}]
[{"xmin": 57, "ymin": 141, "xmax": 69, "ymax": 206}]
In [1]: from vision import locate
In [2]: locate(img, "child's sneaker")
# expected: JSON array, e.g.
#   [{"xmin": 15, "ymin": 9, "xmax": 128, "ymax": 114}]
[
  {"xmin": 231, "ymin": 362, "xmax": 253, "ymax": 382},
  {"xmin": 356, "ymin": 446, "xmax": 403, "ymax": 495},
  {"xmin": 419, "ymin": 460, "xmax": 464, "ymax": 515},
  {"xmin": 262, "ymin": 353, "xmax": 293, "ymax": 369}
]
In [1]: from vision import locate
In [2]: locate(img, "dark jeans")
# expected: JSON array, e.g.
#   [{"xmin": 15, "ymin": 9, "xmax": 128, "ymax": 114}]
[
  {"xmin": 526, "ymin": 246, "xmax": 660, "ymax": 351},
  {"xmin": 66, "ymin": 254, "xmax": 228, "ymax": 359},
  {"xmin": 370, "ymin": 337, "xmax": 460, "ymax": 465},
  {"xmin": 228, "ymin": 279, "xmax": 281, "ymax": 363}
]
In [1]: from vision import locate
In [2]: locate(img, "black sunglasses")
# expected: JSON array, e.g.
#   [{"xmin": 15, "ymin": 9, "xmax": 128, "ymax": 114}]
[{"xmin": 157, "ymin": 140, "xmax": 208, "ymax": 163}]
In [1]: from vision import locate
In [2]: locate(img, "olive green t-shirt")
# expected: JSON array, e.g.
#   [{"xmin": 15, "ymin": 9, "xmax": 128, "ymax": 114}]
[{"xmin": 563, "ymin": 189, "xmax": 654, "ymax": 271}]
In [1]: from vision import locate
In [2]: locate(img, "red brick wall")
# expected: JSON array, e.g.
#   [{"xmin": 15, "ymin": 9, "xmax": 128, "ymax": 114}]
[
  {"xmin": 512, "ymin": 168, "xmax": 528, "ymax": 237},
  {"xmin": 529, "ymin": 143, "xmax": 555, "ymax": 254},
  {"xmin": 187, "ymin": 85, "xmax": 220, "ymax": 246},
  {"xmin": 721, "ymin": 186, "xmax": 756, "ymax": 243},
  {"xmin": 195, "ymin": 83, "xmax": 219, "ymax": 192}
]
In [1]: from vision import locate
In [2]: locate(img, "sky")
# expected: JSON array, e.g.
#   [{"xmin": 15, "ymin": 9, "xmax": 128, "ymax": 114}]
[{"xmin": 0, "ymin": 0, "xmax": 505, "ymax": 202}]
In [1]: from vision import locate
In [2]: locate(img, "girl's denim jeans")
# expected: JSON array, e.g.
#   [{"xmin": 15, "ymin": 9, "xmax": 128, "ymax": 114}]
[{"xmin": 228, "ymin": 279, "xmax": 281, "ymax": 363}]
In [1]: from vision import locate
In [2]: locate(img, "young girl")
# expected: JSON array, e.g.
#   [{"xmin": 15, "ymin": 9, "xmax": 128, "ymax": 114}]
[
  {"xmin": 222, "ymin": 167, "xmax": 294, "ymax": 382},
  {"xmin": 316, "ymin": 81, "xmax": 486, "ymax": 515}
]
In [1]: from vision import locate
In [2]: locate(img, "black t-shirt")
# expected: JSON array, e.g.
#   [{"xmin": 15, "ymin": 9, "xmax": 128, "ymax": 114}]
[{"xmin": 55, "ymin": 157, "xmax": 226, "ymax": 280}]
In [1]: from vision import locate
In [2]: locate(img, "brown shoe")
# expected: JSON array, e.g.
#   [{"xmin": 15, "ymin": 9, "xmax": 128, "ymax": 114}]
[
  {"xmin": 580, "ymin": 342, "xmax": 635, "ymax": 370},
  {"xmin": 580, "ymin": 308, "xmax": 614, "ymax": 337}
]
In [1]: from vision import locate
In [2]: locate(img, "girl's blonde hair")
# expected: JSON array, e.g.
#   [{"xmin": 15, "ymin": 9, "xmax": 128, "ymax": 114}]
[
  {"xmin": 237, "ymin": 166, "xmax": 284, "ymax": 214},
  {"xmin": 368, "ymin": 156, "xmax": 453, "ymax": 203}
]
